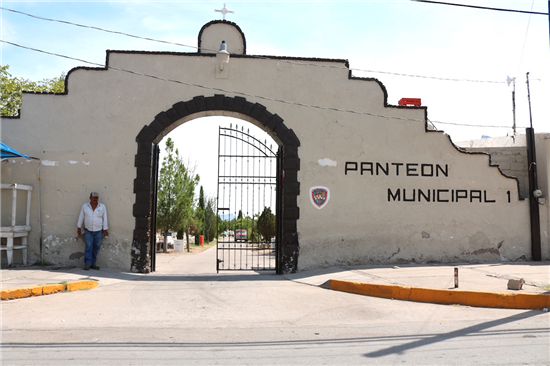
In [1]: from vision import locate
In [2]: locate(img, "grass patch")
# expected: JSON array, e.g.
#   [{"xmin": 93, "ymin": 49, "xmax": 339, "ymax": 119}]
[
  {"xmin": 42, "ymin": 280, "xmax": 68, "ymax": 286},
  {"xmin": 201, "ymin": 240, "xmax": 217, "ymax": 248}
]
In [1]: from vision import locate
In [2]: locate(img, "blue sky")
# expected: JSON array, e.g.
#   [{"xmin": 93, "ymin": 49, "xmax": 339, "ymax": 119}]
[{"xmin": 2, "ymin": 1, "xmax": 549, "ymax": 197}]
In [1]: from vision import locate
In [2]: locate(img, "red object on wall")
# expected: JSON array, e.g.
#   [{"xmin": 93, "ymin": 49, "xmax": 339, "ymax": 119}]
[{"xmin": 398, "ymin": 98, "xmax": 421, "ymax": 106}]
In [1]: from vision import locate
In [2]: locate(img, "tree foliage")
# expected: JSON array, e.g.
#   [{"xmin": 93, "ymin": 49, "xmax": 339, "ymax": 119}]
[
  {"xmin": 257, "ymin": 206, "xmax": 276, "ymax": 242},
  {"xmin": 156, "ymin": 137, "xmax": 199, "ymax": 252},
  {"xmin": 198, "ymin": 186, "xmax": 205, "ymax": 211},
  {"xmin": 218, "ymin": 206, "xmax": 276, "ymax": 244},
  {"xmin": 204, "ymin": 195, "xmax": 217, "ymax": 243},
  {"xmin": 194, "ymin": 186, "xmax": 205, "ymax": 245},
  {"xmin": 1, "ymin": 65, "xmax": 65, "ymax": 116}
]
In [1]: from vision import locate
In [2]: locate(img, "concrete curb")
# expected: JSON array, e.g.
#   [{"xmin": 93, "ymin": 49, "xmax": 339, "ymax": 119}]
[
  {"xmin": 330, "ymin": 279, "xmax": 550, "ymax": 310},
  {"xmin": 1, "ymin": 280, "xmax": 98, "ymax": 300}
]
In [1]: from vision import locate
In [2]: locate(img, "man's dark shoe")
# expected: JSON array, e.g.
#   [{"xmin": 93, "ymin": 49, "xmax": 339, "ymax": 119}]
[
  {"xmin": 84, "ymin": 265, "xmax": 90, "ymax": 270},
  {"xmin": 90, "ymin": 264, "xmax": 100, "ymax": 270}
]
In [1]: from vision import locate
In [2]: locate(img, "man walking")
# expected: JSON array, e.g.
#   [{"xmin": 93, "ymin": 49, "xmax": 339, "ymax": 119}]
[{"xmin": 77, "ymin": 192, "xmax": 108, "ymax": 270}]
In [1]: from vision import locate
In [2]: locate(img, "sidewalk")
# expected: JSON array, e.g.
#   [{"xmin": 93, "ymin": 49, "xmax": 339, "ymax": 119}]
[
  {"xmin": 0, "ymin": 263, "xmax": 144, "ymax": 300},
  {"xmin": 285, "ymin": 262, "xmax": 550, "ymax": 309},
  {"xmin": 285, "ymin": 262, "xmax": 550, "ymax": 293},
  {"xmin": 2, "ymin": 252, "xmax": 549, "ymax": 308}
]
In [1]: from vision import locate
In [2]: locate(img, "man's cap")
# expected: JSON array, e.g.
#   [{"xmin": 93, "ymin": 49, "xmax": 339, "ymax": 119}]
[{"xmin": 90, "ymin": 191, "xmax": 99, "ymax": 197}]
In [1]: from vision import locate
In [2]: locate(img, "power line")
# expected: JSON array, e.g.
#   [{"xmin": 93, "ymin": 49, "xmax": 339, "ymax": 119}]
[
  {"xmin": 517, "ymin": 1, "xmax": 536, "ymax": 76},
  {"xmin": 350, "ymin": 68, "xmax": 504, "ymax": 84},
  {"xmin": 0, "ymin": 6, "xmax": 507, "ymax": 84},
  {"xmin": 0, "ymin": 6, "xmax": 207, "ymax": 52},
  {"xmin": 2, "ymin": 40, "xmax": 103, "ymax": 68},
  {"xmin": 432, "ymin": 120, "xmax": 526, "ymax": 129},
  {"xmin": 0, "ymin": 39, "xmax": 527, "ymax": 131},
  {"xmin": 410, "ymin": 0, "xmax": 549, "ymax": 15}
]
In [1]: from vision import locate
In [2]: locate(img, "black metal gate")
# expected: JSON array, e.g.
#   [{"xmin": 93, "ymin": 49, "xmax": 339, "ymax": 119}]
[
  {"xmin": 149, "ymin": 143, "xmax": 160, "ymax": 272},
  {"xmin": 216, "ymin": 125, "xmax": 280, "ymax": 272}
]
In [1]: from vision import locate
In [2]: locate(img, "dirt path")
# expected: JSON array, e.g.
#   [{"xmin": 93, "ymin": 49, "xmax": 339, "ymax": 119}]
[{"xmin": 157, "ymin": 241, "xmax": 216, "ymax": 255}]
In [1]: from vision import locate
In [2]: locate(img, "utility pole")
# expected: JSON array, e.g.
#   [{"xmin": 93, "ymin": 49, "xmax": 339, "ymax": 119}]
[
  {"xmin": 527, "ymin": 72, "xmax": 534, "ymax": 130},
  {"xmin": 507, "ymin": 76, "xmax": 517, "ymax": 137},
  {"xmin": 512, "ymin": 80, "xmax": 516, "ymax": 136},
  {"xmin": 526, "ymin": 72, "xmax": 541, "ymax": 261}
]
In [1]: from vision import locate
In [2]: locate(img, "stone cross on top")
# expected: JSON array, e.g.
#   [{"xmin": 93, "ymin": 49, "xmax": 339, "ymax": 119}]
[{"xmin": 215, "ymin": 3, "xmax": 234, "ymax": 20}]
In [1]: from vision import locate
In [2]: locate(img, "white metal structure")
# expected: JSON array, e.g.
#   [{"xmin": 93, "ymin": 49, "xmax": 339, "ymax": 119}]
[{"xmin": 1, "ymin": 183, "xmax": 33, "ymax": 266}]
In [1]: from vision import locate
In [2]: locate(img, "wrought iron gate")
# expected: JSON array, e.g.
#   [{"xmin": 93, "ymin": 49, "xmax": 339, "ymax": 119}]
[
  {"xmin": 217, "ymin": 125, "xmax": 280, "ymax": 272},
  {"xmin": 149, "ymin": 143, "xmax": 160, "ymax": 272}
]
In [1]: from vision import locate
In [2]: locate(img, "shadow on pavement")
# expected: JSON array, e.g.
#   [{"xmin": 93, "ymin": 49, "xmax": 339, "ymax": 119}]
[{"xmin": 363, "ymin": 309, "xmax": 545, "ymax": 358}]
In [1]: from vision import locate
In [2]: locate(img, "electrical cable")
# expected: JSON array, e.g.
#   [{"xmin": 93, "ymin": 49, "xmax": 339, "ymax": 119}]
[
  {"xmin": 410, "ymin": 0, "xmax": 548, "ymax": 15},
  {"xmin": 0, "ymin": 39, "xmax": 530, "ymax": 130},
  {"xmin": 516, "ymin": 0, "xmax": 536, "ymax": 77},
  {"xmin": 0, "ymin": 7, "xmax": 207, "ymax": 52},
  {"xmin": 350, "ymin": 68, "xmax": 505, "ymax": 83},
  {"xmin": 1, "ymin": 6, "xmax": 507, "ymax": 84}
]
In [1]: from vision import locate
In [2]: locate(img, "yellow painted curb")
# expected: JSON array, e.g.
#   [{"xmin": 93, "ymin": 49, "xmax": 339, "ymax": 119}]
[
  {"xmin": 43, "ymin": 284, "xmax": 65, "ymax": 295},
  {"xmin": 330, "ymin": 279, "xmax": 550, "ymax": 310},
  {"xmin": 1, "ymin": 280, "xmax": 98, "ymax": 300},
  {"xmin": 66, "ymin": 280, "xmax": 98, "ymax": 292}
]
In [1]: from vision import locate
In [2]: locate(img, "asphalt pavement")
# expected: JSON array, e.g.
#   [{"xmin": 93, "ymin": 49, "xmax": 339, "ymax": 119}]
[
  {"xmin": 0, "ymin": 247, "xmax": 550, "ymax": 308},
  {"xmin": 2, "ymin": 246, "xmax": 549, "ymax": 302},
  {"xmin": 2, "ymin": 246, "xmax": 550, "ymax": 365}
]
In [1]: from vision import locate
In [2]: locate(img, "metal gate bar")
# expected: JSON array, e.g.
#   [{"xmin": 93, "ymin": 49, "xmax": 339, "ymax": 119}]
[
  {"xmin": 149, "ymin": 143, "xmax": 160, "ymax": 272},
  {"xmin": 217, "ymin": 125, "xmax": 278, "ymax": 272}
]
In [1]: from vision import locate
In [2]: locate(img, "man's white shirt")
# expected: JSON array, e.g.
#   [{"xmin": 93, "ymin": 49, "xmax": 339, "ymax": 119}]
[{"xmin": 77, "ymin": 203, "xmax": 108, "ymax": 232}]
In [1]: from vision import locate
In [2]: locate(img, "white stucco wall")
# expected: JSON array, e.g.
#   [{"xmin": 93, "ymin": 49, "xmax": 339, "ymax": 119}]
[
  {"xmin": 456, "ymin": 134, "xmax": 550, "ymax": 261},
  {"xmin": 1, "ymin": 22, "xmax": 541, "ymax": 270}
]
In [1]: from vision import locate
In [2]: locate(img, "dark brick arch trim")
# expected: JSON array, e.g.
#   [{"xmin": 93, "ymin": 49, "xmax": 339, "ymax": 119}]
[{"xmin": 132, "ymin": 95, "xmax": 300, "ymax": 273}]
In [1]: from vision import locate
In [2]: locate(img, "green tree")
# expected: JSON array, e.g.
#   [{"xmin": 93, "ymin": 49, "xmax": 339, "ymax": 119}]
[
  {"xmin": 204, "ymin": 196, "xmax": 217, "ymax": 243},
  {"xmin": 186, "ymin": 215, "xmax": 201, "ymax": 251},
  {"xmin": 194, "ymin": 186, "xmax": 205, "ymax": 245},
  {"xmin": 198, "ymin": 186, "xmax": 205, "ymax": 212},
  {"xmin": 156, "ymin": 138, "xmax": 199, "ymax": 252},
  {"xmin": 257, "ymin": 206, "xmax": 276, "ymax": 242},
  {"xmin": 1, "ymin": 65, "xmax": 65, "ymax": 116},
  {"xmin": 217, "ymin": 216, "xmax": 226, "ymax": 236}
]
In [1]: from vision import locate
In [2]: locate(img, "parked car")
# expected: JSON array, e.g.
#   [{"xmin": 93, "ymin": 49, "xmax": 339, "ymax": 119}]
[{"xmin": 235, "ymin": 229, "xmax": 248, "ymax": 242}]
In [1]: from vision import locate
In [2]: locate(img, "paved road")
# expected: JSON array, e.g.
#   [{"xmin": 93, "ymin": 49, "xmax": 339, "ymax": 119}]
[{"xmin": 2, "ymin": 247, "xmax": 549, "ymax": 365}]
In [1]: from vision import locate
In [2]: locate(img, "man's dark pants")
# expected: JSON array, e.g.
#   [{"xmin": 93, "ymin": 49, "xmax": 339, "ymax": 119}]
[{"xmin": 84, "ymin": 228, "xmax": 102, "ymax": 266}]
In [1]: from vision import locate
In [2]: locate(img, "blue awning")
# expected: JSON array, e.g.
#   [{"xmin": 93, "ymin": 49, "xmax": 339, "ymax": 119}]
[{"xmin": 1, "ymin": 142, "xmax": 31, "ymax": 159}]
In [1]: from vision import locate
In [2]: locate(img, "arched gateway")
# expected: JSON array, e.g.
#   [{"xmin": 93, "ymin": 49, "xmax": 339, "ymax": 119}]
[
  {"xmin": 2, "ymin": 18, "xmax": 544, "ymax": 272},
  {"xmin": 132, "ymin": 96, "xmax": 300, "ymax": 273}
]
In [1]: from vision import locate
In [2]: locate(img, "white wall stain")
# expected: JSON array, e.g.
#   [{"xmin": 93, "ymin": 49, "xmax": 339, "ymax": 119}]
[
  {"xmin": 41, "ymin": 160, "xmax": 58, "ymax": 166},
  {"xmin": 318, "ymin": 158, "xmax": 337, "ymax": 167},
  {"xmin": 44, "ymin": 235, "xmax": 72, "ymax": 245},
  {"xmin": 68, "ymin": 160, "xmax": 78, "ymax": 164},
  {"xmin": 83, "ymin": 161, "xmax": 90, "ymax": 165},
  {"xmin": 45, "ymin": 235, "xmax": 61, "ymax": 247}
]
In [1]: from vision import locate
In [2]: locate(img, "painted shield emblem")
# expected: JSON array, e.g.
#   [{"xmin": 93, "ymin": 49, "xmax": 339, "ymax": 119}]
[{"xmin": 310, "ymin": 186, "xmax": 330, "ymax": 210}]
